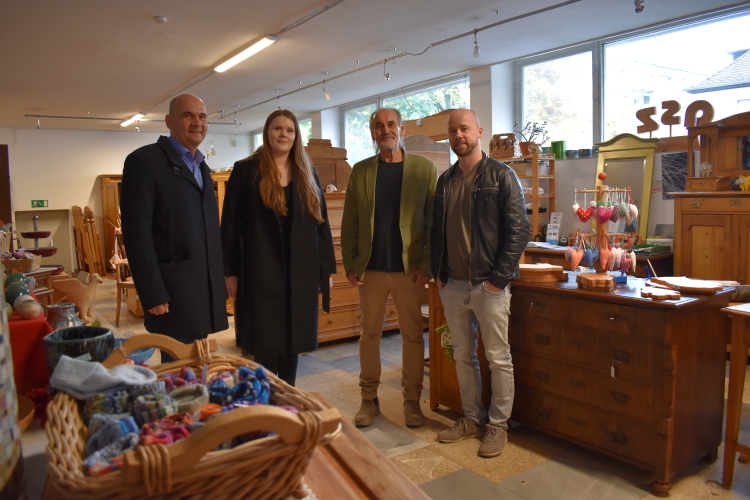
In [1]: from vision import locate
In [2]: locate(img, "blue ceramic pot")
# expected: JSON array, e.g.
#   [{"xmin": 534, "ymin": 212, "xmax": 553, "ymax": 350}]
[
  {"xmin": 113, "ymin": 338, "xmax": 156, "ymax": 365},
  {"xmin": 42, "ymin": 326, "xmax": 114, "ymax": 372}
]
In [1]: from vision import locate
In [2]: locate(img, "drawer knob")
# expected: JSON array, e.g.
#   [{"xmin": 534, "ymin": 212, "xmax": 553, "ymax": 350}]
[
  {"xmin": 570, "ymin": 379, "xmax": 587, "ymax": 389},
  {"xmin": 612, "ymin": 349, "xmax": 631, "ymax": 363},
  {"xmin": 328, "ymin": 319, "xmax": 334, "ymax": 324},
  {"xmin": 534, "ymin": 407, "xmax": 550, "ymax": 419},
  {"xmin": 731, "ymin": 199, "xmax": 742, "ymax": 206},
  {"xmin": 530, "ymin": 301, "xmax": 539, "ymax": 308},
  {"xmin": 691, "ymin": 200, "xmax": 702, "ymax": 208},
  {"xmin": 611, "ymin": 391, "xmax": 630, "ymax": 405},
  {"xmin": 608, "ymin": 314, "xmax": 619, "ymax": 321},
  {"xmin": 571, "ymin": 340, "xmax": 587, "ymax": 349},
  {"xmin": 609, "ymin": 431, "xmax": 629, "ymax": 445},
  {"xmin": 568, "ymin": 418, "xmax": 587, "ymax": 427},
  {"xmin": 535, "ymin": 334, "xmax": 551, "ymax": 346},
  {"xmin": 535, "ymin": 371, "xmax": 550, "ymax": 382}
]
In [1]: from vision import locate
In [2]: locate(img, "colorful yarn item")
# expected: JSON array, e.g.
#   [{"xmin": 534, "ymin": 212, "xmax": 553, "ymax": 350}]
[
  {"xmin": 161, "ymin": 366, "xmax": 199, "ymax": 392},
  {"xmin": 85, "ymin": 416, "xmax": 138, "ymax": 458},
  {"xmin": 169, "ymin": 383, "xmax": 209, "ymax": 414},
  {"xmin": 83, "ymin": 390, "xmax": 131, "ymax": 424},
  {"xmin": 132, "ymin": 393, "xmax": 178, "ymax": 427},
  {"xmin": 82, "ymin": 433, "xmax": 139, "ymax": 476},
  {"xmin": 128, "ymin": 381, "xmax": 167, "ymax": 399},
  {"xmin": 139, "ymin": 412, "xmax": 194, "ymax": 446}
]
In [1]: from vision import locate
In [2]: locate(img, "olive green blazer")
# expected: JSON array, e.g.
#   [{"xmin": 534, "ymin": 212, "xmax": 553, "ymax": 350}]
[{"xmin": 340, "ymin": 151, "xmax": 437, "ymax": 280}]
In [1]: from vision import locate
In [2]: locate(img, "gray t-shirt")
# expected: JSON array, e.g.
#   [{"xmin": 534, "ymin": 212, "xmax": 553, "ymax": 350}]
[{"xmin": 445, "ymin": 160, "xmax": 481, "ymax": 280}]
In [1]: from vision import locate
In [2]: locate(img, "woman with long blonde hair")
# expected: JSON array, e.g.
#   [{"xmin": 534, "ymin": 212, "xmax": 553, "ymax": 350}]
[{"xmin": 222, "ymin": 109, "xmax": 336, "ymax": 385}]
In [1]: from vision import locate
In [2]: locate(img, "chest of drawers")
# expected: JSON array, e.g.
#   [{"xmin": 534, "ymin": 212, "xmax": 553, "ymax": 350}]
[{"xmin": 428, "ymin": 276, "xmax": 731, "ymax": 494}]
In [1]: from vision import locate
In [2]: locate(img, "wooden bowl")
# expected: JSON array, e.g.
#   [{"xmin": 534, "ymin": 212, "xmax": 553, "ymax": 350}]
[{"xmin": 17, "ymin": 394, "xmax": 35, "ymax": 433}]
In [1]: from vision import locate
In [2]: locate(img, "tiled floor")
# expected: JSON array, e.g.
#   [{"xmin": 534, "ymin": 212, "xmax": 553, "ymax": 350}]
[{"xmin": 19, "ymin": 278, "xmax": 750, "ymax": 499}]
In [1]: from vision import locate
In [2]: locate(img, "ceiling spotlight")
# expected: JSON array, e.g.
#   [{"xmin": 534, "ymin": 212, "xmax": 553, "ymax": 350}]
[
  {"xmin": 120, "ymin": 113, "xmax": 145, "ymax": 127},
  {"xmin": 153, "ymin": 16, "xmax": 167, "ymax": 23},
  {"xmin": 207, "ymin": 145, "xmax": 216, "ymax": 156},
  {"xmin": 473, "ymin": 30, "xmax": 481, "ymax": 59},
  {"xmin": 322, "ymin": 72, "xmax": 332, "ymax": 100},
  {"xmin": 214, "ymin": 35, "xmax": 278, "ymax": 73},
  {"xmin": 634, "ymin": 0, "xmax": 644, "ymax": 12},
  {"xmin": 383, "ymin": 60, "xmax": 390, "ymax": 81}
]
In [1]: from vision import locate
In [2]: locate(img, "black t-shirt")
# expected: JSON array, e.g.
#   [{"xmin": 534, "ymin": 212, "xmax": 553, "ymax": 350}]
[{"xmin": 367, "ymin": 160, "xmax": 405, "ymax": 273}]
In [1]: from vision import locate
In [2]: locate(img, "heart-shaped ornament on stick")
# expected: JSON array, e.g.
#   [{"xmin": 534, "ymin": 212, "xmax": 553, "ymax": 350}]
[{"xmin": 570, "ymin": 247, "xmax": 584, "ymax": 271}]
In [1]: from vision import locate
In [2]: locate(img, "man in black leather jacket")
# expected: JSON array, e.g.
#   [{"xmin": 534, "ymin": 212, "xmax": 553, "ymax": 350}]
[{"xmin": 431, "ymin": 109, "xmax": 530, "ymax": 458}]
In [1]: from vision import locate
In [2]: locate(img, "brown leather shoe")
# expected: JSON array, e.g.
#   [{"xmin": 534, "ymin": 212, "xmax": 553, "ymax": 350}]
[
  {"xmin": 437, "ymin": 416, "xmax": 486, "ymax": 443},
  {"xmin": 404, "ymin": 400, "xmax": 425, "ymax": 427},
  {"xmin": 354, "ymin": 397, "xmax": 380, "ymax": 427},
  {"xmin": 478, "ymin": 424, "xmax": 507, "ymax": 457}
]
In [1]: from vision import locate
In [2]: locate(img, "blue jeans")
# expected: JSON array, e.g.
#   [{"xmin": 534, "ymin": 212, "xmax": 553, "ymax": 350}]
[{"xmin": 439, "ymin": 279, "xmax": 513, "ymax": 428}]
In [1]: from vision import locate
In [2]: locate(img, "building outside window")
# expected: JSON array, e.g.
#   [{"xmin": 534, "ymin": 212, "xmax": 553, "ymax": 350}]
[
  {"xmin": 251, "ymin": 130, "xmax": 263, "ymax": 152},
  {"xmin": 343, "ymin": 102, "xmax": 378, "ymax": 166},
  {"xmin": 297, "ymin": 117, "xmax": 313, "ymax": 146},
  {"xmin": 383, "ymin": 79, "xmax": 469, "ymax": 121},
  {"xmin": 604, "ymin": 12, "xmax": 750, "ymax": 140},
  {"xmin": 520, "ymin": 51, "xmax": 594, "ymax": 150}
]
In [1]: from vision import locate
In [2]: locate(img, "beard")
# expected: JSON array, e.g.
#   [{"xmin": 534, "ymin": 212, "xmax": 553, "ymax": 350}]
[
  {"xmin": 377, "ymin": 135, "xmax": 399, "ymax": 151},
  {"xmin": 451, "ymin": 137, "xmax": 479, "ymax": 157}
]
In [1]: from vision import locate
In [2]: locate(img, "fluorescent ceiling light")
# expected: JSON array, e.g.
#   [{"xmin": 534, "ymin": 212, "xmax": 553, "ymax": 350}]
[
  {"xmin": 120, "ymin": 113, "xmax": 145, "ymax": 127},
  {"xmin": 215, "ymin": 36, "xmax": 278, "ymax": 73}
]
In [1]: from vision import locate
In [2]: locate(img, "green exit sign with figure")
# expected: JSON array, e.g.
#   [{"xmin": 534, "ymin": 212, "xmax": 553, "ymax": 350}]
[{"xmin": 31, "ymin": 200, "xmax": 48, "ymax": 208}]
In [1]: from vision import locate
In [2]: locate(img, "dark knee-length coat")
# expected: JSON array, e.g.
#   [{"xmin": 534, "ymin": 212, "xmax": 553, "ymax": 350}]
[
  {"xmin": 120, "ymin": 136, "xmax": 229, "ymax": 341},
  {"xmin": 221, "ymin": 157, "xmax": 337, "ymax": 356}
]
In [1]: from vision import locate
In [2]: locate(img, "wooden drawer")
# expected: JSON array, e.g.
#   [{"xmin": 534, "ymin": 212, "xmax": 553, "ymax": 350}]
[
  {"xmin": 326, "ymin": 193, "xmax": 345, "ymax": 210},
  {"xmin": 514, "ymin": 352, "xmax": 660, "ymax": 423},
  {"xmin": 514, "ymin": 389, "xmax": 658, "ymax": 466},
  {"xmin": 685, "ymin": 176, "xmax": 731, "ymax": 192},
  {"xmin": 679, "ymin": 196, "xmax": 750, "ymax": 213},
  {"xmin": 564, "ymin": 326, "xmax": 660, "ymax": 382},
  {"xmin": 509, "ymin": 317, "xmax": 566, "ymax": 358},
  {"xmin": 334, "ymin": 244, "xmax": 342, "ymax": 261},
  {"xmin": 333, "ymin": 261, "xmax": 348, "ymax": 285},
  {"xmin": 321, "ymin": 284, "xmax": 359, "ymax": 310},
  {"xmin": 510, "ymin": 290, "xmax": 577, "ymax": 324},
  {"xmin": 511, "ymin": 318, "xmax": 661, "ymax": 382},
  {"xmin": 328, "ymin": 206, "xmax": 343, "ymax": 231},
  {"xmin": 318, "ymin": 302, "xmax": 398, "ymax": 333},
  {"xmin": 575, "ymin": 301, "xmax": 663, "ymax": 339}
]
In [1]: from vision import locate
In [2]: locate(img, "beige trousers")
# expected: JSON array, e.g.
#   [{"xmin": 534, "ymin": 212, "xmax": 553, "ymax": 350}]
[{"xmin": 357, "ymin": 271, "xmax": 426, "ymax": 401}]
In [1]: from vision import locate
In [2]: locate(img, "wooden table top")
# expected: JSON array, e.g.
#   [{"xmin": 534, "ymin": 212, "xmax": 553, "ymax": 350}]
[
  {"xmin": 306, "ymin": 392, "xmax": 430, "ymax": 500},
  {"xmin": 723, "ymin": 303, "xmax": 750, "ymax": 318}
]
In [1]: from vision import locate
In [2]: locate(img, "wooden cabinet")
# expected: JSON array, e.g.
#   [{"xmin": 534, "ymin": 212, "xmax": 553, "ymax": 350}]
[
  {"xmin": 319, "ymin": 193, "xmax": 400, "ymax": 342},
  {"xmin": 673, "ymin": 191, "xmax": 750, "ymax": 282},
  {"xmin": 495, "ymin": 153, "xmax": 555, "ymax": 238},
  {"xmin": 428, "ymin": 275, "xmax": 731, "ymax": 494}
]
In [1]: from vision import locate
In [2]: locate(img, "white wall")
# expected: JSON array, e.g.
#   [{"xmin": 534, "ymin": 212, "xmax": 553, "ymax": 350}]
[{"xmin": 0, "ymin": 127, "xmax": 250, "ymax": 270}]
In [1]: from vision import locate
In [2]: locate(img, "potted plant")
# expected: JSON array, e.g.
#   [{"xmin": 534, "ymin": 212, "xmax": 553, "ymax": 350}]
[{"xmin": 514, "ymin": 122, "xmax": 550, "ymax": 156}]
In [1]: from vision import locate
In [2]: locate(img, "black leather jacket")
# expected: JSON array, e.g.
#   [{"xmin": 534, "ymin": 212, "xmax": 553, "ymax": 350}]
[{"xmin": 431, "ymin": 154, "xmax": 530, "ymax": 290}]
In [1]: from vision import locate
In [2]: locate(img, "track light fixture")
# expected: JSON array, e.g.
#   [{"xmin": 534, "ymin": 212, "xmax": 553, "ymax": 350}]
[
  {"xmin": 634, "ymin": 0, "xmax": 644, "ymax": 13},
  {"xmin": 214, "ymin": 36, "xmax": 278, "ymax": 73},
  {"xmin": 120, "ymin": 113, "xmax": 145, "ymax": 127},
  {"xmin": 473, "ymin": 30, "xmax": 481, "ymax": 59},
  {"xmin": 322, "ymin": 72, "xmax": 332, "ymax": 100},
  {"xmin": 383, "ymin": 60, "xmax": 390, "ymax": 80}
]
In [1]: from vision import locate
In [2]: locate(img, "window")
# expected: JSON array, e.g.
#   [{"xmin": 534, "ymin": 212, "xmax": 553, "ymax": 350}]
[
  {"xmin": 520, "ymin": 51, "xmax": 594, "ymax": 150},
  {"xmin": 383, "ymin": 79, "xmax": 470, "ymax": 121},
  {"xmin": 343, "ymin": 101, "xmax": 378, "ymax": 165},
  {"xmin": 297, "ymin": 117, "xmax": 313, "ymax": 146},
  {"xmin": 251, "ymin": 130, "xmax": 263, "ymax": 152},
  {"xmin": 604, "ymin": 12, "xmax": 750, "ymax": 140}
]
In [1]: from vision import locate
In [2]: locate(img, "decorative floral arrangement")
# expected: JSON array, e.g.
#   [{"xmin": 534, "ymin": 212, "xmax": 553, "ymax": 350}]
[
  {"xmin": 514, "ymin": 121, "xmax": 550, "ymax": 145},
  {"xmin": 435, "ymin": 323, "xmax": 453, "ymax": 363}
]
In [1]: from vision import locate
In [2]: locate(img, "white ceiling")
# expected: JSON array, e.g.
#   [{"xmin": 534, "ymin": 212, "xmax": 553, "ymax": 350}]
[{"xmin": 1, "ymin": 0, "xmax": 746, "ymax": 134}]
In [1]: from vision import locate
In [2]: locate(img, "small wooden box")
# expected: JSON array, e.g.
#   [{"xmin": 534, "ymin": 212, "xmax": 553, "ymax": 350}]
[
  {"xmin": 127, "ymin": 291, "xmax": 144, "ymax": 318},
  {"xmin": 686, "ymin": 176, "xmax": 731, "ymax": 192}
]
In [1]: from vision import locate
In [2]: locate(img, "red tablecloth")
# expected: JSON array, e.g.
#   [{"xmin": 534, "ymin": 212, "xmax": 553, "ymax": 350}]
[{"xmin": 8, "ymin": 312, "xmax": 53, "ymax": 394}]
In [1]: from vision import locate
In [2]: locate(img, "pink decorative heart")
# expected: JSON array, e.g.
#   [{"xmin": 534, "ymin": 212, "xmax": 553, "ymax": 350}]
[
  {"xmin": 606, "ymin": 251, "xmax": 616, "ymax": 271},
  {"xmin": 620, "ymin": 255, "xmax": 632, "ymax": 275},
  {"xmin": 609, "ymin": 204, "xmax": 621, "ymax": 222},
  {"xmin": 570, "ymin": 247, "xmax": 584, "ymax": 270},
  {"xmin": 599, "ymin": 247, "xmax": 611, "ymax": 272},
  {"xmin": 613, "ymin": 247, "xmax": 623, "ymax": 267}
]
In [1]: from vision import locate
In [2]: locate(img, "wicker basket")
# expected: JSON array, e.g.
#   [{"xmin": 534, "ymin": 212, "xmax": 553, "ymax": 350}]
[
  {"xmin": 45, "ymin": 334, "xmax": 342, "ymax": 500},
  {"xmin": 2, "ymin": 253, "xmax": 41, "ymax": 273}
]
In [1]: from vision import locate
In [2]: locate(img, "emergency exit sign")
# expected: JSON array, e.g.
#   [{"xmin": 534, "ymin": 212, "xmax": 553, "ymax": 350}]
[{"xmin": 31, "ymin": 200, "xmax": 48, "ymax": 208}]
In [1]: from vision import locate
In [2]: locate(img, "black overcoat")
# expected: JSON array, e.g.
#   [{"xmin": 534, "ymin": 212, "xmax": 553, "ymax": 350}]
[
  {"xmin": 221, "ymin": 157, "xmax": 336, "ymax": 356},
  {"xmin": 120, "ymin": 136, "xmax": 229, "ymax": 341}
]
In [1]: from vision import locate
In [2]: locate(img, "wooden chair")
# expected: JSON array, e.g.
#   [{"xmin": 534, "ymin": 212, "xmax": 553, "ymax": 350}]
[{"xmin": 114, "ymin": 258, "xmax": 135, "ymax": 325}]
